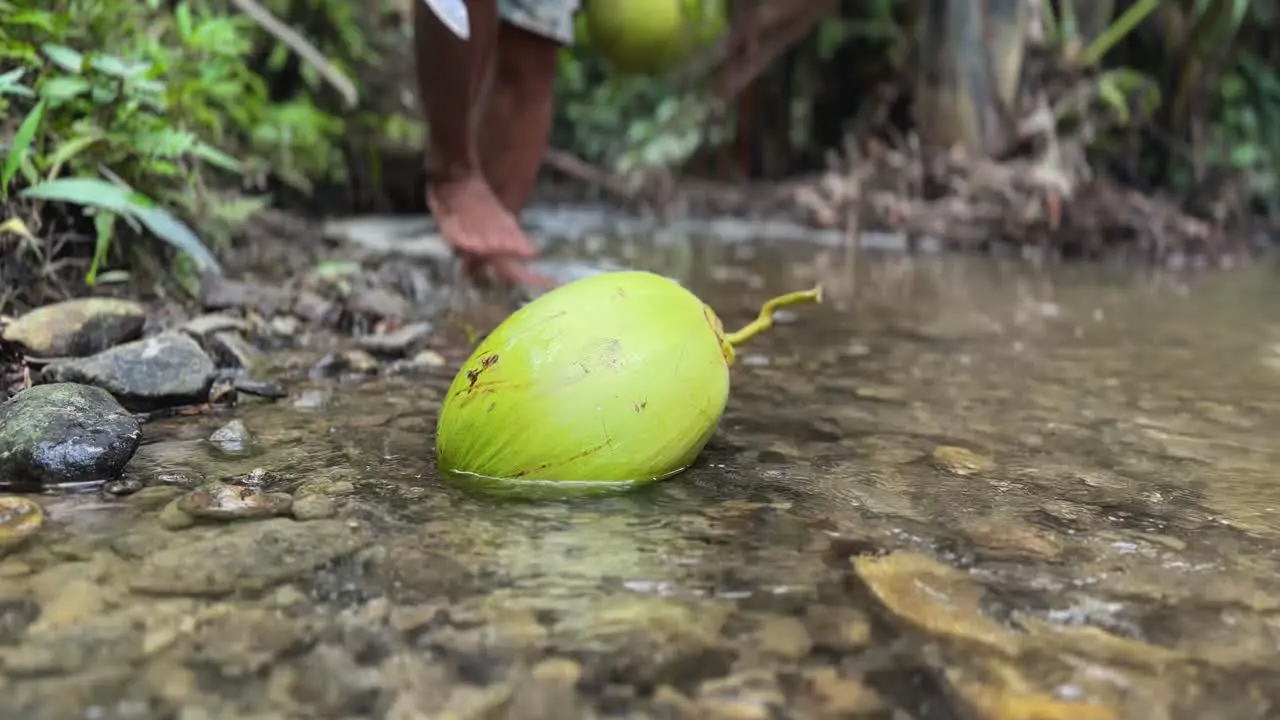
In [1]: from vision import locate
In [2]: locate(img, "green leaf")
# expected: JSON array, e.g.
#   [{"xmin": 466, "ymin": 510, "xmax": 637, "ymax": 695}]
[
  {"xmin": 19, "ymin": 177, "xmax": 222, "ymax": 274},
  {"xmin": 40, "ymin": 75, "xmax": 91, "ymax": 102},
  {"xmin": 87, "ymin": 210, "xmax": 117, "ymax": 286},
  {"xmin": 192, "ymin": 142, "xmax": 244, "ymax": 174},
  {"xmin": 41, "ymin": 44, "xmax": 86, "ymax": 73},
  {"xmin": 2, "ymin": 99, "xmax": 45, "ymax": 201},
  {"xmin": 44, "ymin": 133, "xmax": 102, "ymax": 174}
]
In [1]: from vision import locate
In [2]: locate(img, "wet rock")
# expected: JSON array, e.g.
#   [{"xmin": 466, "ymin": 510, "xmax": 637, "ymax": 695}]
[
  {"xmin": 348, "ymin": 287, "xmax": 412, "ymax": 320},
  {"xmin": 360, "ymin": 535, "xmax": 480, "ymax": 603},
  {"xmin": 801, "ymin": 605, "xmax": 872, "ymax": 653},
  {"xmin": 179, "ymin": 313, "xmax": 250, "ymax": 338},
  {"xmin": 503, "ymin": 658, "xmax": 592, "ymax": 720},
  {"xmin": 340, "ymin": 349, "xmax": 380, "ymax": 374},
  {"xmin": 283, "ymin": 643, "xmax": 382, "ymax": 716},
  {"xmin": 964, "ymin": 520, "xmax": 1064, "ymax": 560},
  {"xmin": 292, "ymin": 388, "xmax": 333, "ymax": 410},
  {"xmin": 102, "ymin": 477, "xmax": 143, "ymax": 496},
  {"xmin": 208, "ymin": 419, "xmax": 252, "ymax": 454},
  {"xmin": 0, "ymin": 497, "xmax": 44, "ymax": 552},
  {"xmin": 1037, "ymin": 499, "xmax": 1102, "ymax": 531},
  {"xmin": 207, "ymin": 330, "xmax": 263, "ymax": 370},
  {"xmin": 295, "ymin": 475, "xmax": 357, "ymax": 498},
  {"xmin": 652, "ymin": 685, "xmax": 699, "ymax": 718},
  {"xmin": 931, "ymin": 445, "xmax": 995, "ymax": 476},
  {"xmin": 0, "ymin": 383, "xmax": 141, "ymax": 488},
  {"xmin": 292, "ymin": 493, "xmax": 337, "ymax": 520},
  {"xmin": 129, "ymin": 518, "xmax": 371, "ymax": 595},
  {"xmin": 425, "ymin": 606, "xmax": 549, "ymax": 682},
  {"xmin": 801, "ymin": 667, "xmax": 886, "ymax": 716},
  {"xmin": 156, "ymin": 500, "xmax": 197, "ymax": 530},
  {"xmin": 127, "ymin": 485, "xmax": 185, "ymax": 509},
  {"xmin": 149, "ymin": 469, "xmax": 206, "ymax": 489},
  {"xmin": 227, "ymin": 466, "xmax": 284, "ymax": 489},
  {"xmin": 357, "ymin": 322, "xmax": 434, "ymax": 357},
  {"xmin": 199, "ymin": 276, "xmax": 292, "ymax": 315},
  {"xmin": 695, "ymin": 670, "xmax": 786, "ymax": 720},
  {"xmin": 188, "ymin": 606, "xmax": 317, "ymax": 678},
  {"xmin": 175, "ymin": 482, "xmax": 293, "ymax": 521},
  {"xmin": 561, "ymin": 597, "xmax": 735, "ymax": 691},
  {"xmin": 232, "ymin": 376, "xmax": 288, "ymax": 399},
  {"xmin": 410, "ymin": 349, "xmax": 446, "ymax": 368},
  {"xmin": 294, "ymin": 291, "xmax": 338, "ymax": 324},
  {"xmin": 751, "ymin": 614, "xmax": 812, "ymax": 660},
  {"xmin": 853, "ymin": 551, "xmax": 1020, "ymax": 655},
  {"xmin": 1, "ymin": 297, "xmax": 145, "ymax": 357},
  {"xmin": 0, "ymin": 599, "xmax": 199, "ymax": 676},
  {"xmin": 39, "ymin": 333, "xmax": 216, "ymax": 411},
  {"xmin": 942, "ymin": 659, "xmax": 1120, "ymax": 720}
]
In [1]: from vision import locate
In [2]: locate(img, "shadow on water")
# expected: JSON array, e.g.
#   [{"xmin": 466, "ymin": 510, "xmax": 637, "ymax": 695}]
[{"xmin": 7, "ymin": 217, "xmax": 1280, "ymax": 718}]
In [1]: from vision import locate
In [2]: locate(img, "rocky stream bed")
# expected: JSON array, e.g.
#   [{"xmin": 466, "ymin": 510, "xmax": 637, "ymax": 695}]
[{"xmin": 1, "ymin": 212, "xmax": 1279, "ymax": 719}]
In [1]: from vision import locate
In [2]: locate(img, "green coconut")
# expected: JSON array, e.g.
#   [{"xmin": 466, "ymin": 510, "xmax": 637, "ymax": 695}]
[
  {"xmin": 435, "ymin": 270, "xmax": 821, "ymax": 489},
  {"xmin": 580, "ymin": 0, "xmax": 728, "ymax": 76}
]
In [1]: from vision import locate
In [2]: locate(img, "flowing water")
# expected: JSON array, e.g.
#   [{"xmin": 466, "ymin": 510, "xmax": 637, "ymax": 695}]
[{"xmin": 4, "ymin": 227, "xmax": 1280, "ymax": 719}]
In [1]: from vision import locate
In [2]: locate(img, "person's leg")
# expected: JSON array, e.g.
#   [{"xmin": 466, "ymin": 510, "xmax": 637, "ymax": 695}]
[
  {"xmin": 414, "ymin": 0, "xmax": 538, "ymax": 275},
  {"xmin": 470, "ymin": 0, "xmax": 579, "ymax": 287},
  {"xmin": 479, "ymin": 22, "xmax": 562, "ymax": 212}
]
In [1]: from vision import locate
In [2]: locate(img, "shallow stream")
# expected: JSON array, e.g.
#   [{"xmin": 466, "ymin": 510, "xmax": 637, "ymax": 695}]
[{"xmin": 4, "ymin": 226, "xmax": 1280, "ymax": 719}]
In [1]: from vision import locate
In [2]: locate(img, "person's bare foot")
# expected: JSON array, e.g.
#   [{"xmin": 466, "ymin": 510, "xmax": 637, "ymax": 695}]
[
  {"xmin": 427, "ymin": 174, "xmax": 536, "ymax": 260},
  {"xmin": 428, "ymin": 175, "xmax": 556, "ymax": 289}
]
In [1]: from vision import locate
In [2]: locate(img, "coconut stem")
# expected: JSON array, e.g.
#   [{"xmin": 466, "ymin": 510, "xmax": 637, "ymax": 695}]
[{"xmin": 724, "ymin": 286, "xmax": 823, "ymax": 347}]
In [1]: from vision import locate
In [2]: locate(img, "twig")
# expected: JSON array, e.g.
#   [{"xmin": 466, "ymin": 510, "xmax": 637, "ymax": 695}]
[
  {"xmin": 227, "ymin": 0, "xmax": 359, "ymax": 108},
  {"xmin": 542, "ymin": 149, "xmax": 640, "ymax": 203}
]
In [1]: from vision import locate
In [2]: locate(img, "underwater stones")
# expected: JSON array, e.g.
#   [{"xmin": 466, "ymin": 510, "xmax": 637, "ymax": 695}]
[{"xmin": 129, "ymin": 518, "xmax": 370, "ymax": 596}]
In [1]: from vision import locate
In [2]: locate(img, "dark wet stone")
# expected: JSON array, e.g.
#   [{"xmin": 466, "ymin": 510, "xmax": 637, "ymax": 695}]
[
  {"xmin": 175, "ymin": 482, "xmax": 293, "ymax": 520},
  {"xmin": 129, "ymin": 518, "xmax": 371, "ymax": 596},
  {"xmin": 38, "ymin": 333, "xmax": 216, "ymax": 411},
  {"xmin": 208, "ymin": 419, "xmax": 252, "ymax": 454},
  {"xmin": 356, "ymin": 322, "xmax": 434, "ymax": 357},
  {"xmin": 0, "ymin": 383, "xmax": 141, "ymax": 488},
  {"xmin": 199, "ymin": 276, "xmax": 292, "ymax": 315},
  {"xmin": 1, "ymin": 298, "xmax": 145, "ymax": 358},
  {"xmin": 347, "ymin": 287, "xmax": 411, "ymax": 320},
  {"xmin": 233, "ymin": 376, "xmax": 287, "ymax": 399},
  {"xmin": 206, "ymin": 330, "xmax": 263, "ymax": 371},
  {"xmin": 102, "ymin": 478, "xmax": 143, "ymax": 496}
]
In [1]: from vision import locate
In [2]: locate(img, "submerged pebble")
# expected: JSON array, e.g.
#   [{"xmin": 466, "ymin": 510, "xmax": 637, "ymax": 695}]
[
  {"xmin": 175, "ymin": 482, "xmax": 293, "ymax": 521},
  {"xmin": 0, "ymin": 497, "xmax": 44, "ymax": 551}
]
